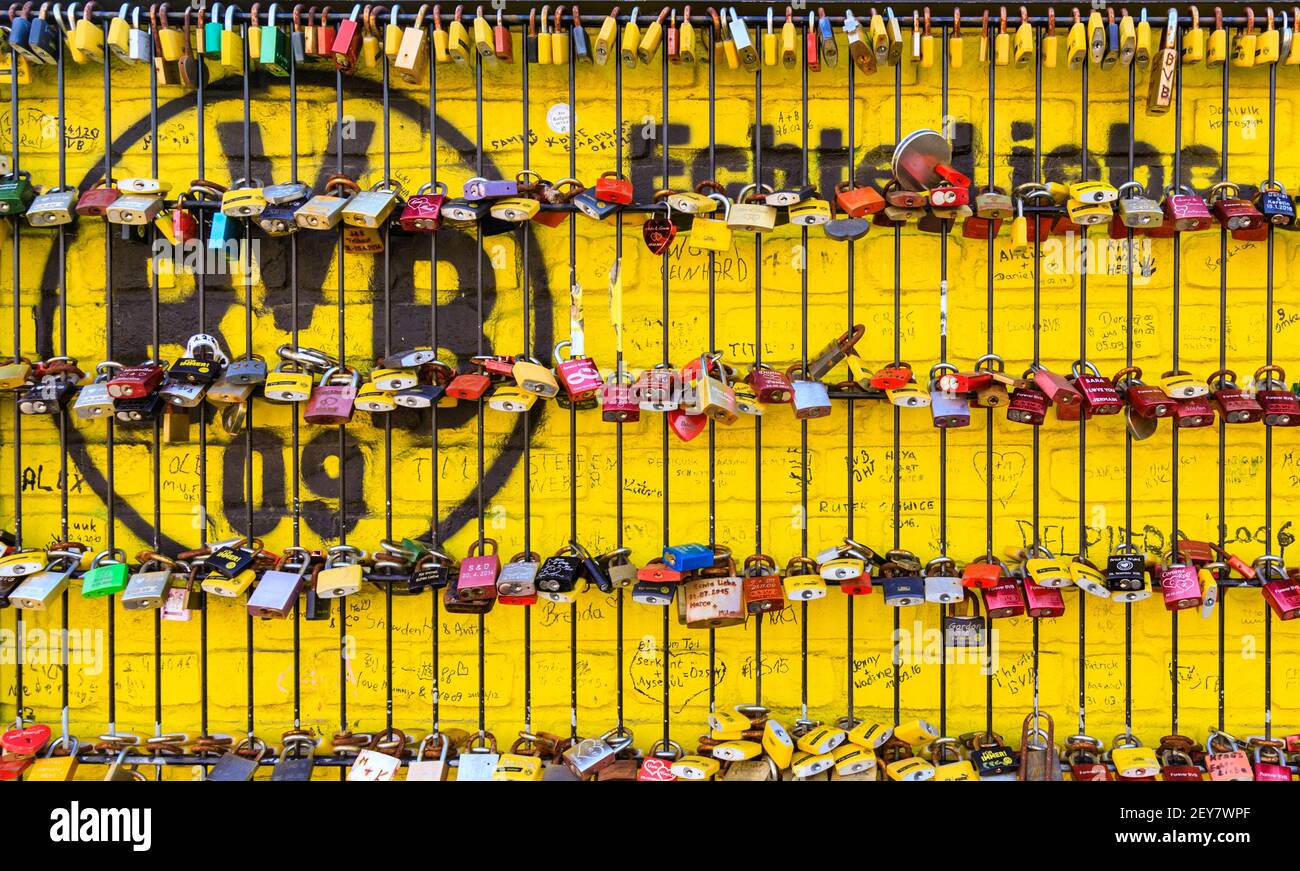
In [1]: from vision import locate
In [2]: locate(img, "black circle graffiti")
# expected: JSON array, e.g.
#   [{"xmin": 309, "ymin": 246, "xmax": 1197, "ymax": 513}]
[{"xmin": 35, "ymin": 70, "xmax": 552, "ymax": 551}]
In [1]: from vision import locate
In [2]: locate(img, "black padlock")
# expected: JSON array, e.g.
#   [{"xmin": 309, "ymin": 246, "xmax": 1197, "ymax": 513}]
[
  {"xmin": 536, "ymin": 551, "xmax": 583, "ymax": 593},
  {"xmin": 576, "ymin": 544, "xmax": 613, "ymax": 593},
  {"xmin": 207, "ymin": 542, "xmax": 258, "ymax": 578},
  {"xmin": 114, "ymin": 391, "xmax": 165, "ymax": 424},
  {"xmin": 1105, "ymin": 550, "xmax": 1147, "ymax": 592}
]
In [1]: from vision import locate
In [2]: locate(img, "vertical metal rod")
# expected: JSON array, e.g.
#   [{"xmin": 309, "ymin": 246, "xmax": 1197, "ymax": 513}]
[
  {"xmin": 381, "ymin": 12, "xmax": 394, "ymax": 737},
  {"xmin": 565, "ymin": 25, "xmax": 578, "ymax": 741},
  {"xmin": 521, "ymin": 12, "xmax": 534, "ymax": 735},
  {"xmin": 890, "ymin": 34, "xmax": 901, "ymax": 729},
  {"xmin": 1123, "ymin": 35, "xmax": 1136, "ymax": 738},
  {"xmin": 1216, "ymin": 48, "xmax": 1230, "ymax": 734},
  {"xmin": 148, "ymin": 11, "xmax": 163, "ymax": 745},
  {"xmin": 799, "ymin": 12, "xmax": 811, "ymax": 728},
  {"xmin": 937, "ymin": 19, "xmax": 950, "ymax": 738},
  {"xmin": 428, "ymin": 15, "xmax": 441, "ymax": 738},
  {"xmin": 7, "ymin": 4, "xmax": 22, "ymax": 729},
  {"xmin": 475, "ymin": 42, "xmax": 487, "ymax": 738},
  {"xmin": 659, "ymin": 16, "xmax": 672, "ymax": 753},
  {"xmin": 289, "ymin": 26, "xmax": 302, "ymax": 730},
  {"xmin": 1077, "ymin": 40, "xmax": 1089, "ymax": 739},
  {"xmin": 842, "ymin": 36, "xmax": 854, "ymax": 727},
  {"xmin": 984, "ymin": 25, "xmax": 996, "ymax": 739},
  {"xmin": 1170, "ymin": 26, "xmax": 1182, "ymax": 734},
  {"xmin": 335, "ymin": 59, "xmax": 348, "ymax": 767},
  {"xmin": 612, "ymin": 27, "xmax": 624, "ymax": 736},
  {"xmin": 1264, "ymin": 40, "xmax": 1277, "ymax": 740},
  {"xmin": 241, "ymin": 17, "xmax": 254, "ymax": 741}
]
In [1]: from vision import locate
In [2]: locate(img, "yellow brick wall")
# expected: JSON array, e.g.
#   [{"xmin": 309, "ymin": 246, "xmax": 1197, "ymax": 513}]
[{"xmin": 1, "ymin": 36, "xmax": 1298, "ymax": 753}]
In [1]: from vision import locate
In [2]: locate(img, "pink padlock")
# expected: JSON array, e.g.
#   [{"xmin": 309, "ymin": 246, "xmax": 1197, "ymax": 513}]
[
  {"xmin": 1160, "ymin": 562, "xmax": 1203, "ymax": 611},
  {"xmin": 303, "ymin": 366, "xmax": 360, "ymax": 425},
  {"xmin": 1258, "ymin": 555, "xmax": 1300, "ymax": 620},
  {"xmin": 601, "ymin": 371, "xmax": 640, "ymax": 423},
  {"xmin": 981, "ymin": 578, "xmax": 1025, "ymax": 618},
  {"xmin": 1205, "ymin": 732, "xmax": 1255, "ymax": 781},
  {"xmin": 398, "ymin": 181, "xmax": 448, "ymax": 232},
  {"xmin": 1023, "ymin": 580, "xmax": 1065, "ymax": 618},
  {"xmin": 457, "ymin": 538, "xmax": 501, "ymax": 601},
  {"xmin": 1251, "ymin": 741, "xmax": 1293, "ymax": 781},
  {"xmin": 554, "ymin": 341, "xmax": 603, "ymax": 401}
]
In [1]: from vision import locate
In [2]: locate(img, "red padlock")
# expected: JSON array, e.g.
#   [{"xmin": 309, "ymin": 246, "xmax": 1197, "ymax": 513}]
[
  {"xmin": 107, "ymin": 361, "xmax": 165, "ymax": 399},
  {"xmin": 1007, "ymin": 381, "xmax": 1050, "ymax": 425},
  {"xmin": 600, "ymin": 372, "xmax": 640, "ymax": 423},
  {"xmin": 835, "ymin": 180, "xmax": 885, "ymax": 217},
  {"xmin": 1031, "ymin": 365, "xmax": 1082, "ymax": 408},
  {"xmin": 594, "ymin": 171, "xmax": 633, "ymax": 205},
  {"xmin": 445, "ymin": 370, "xmax": 492, "ymax": 400},
  {"xmin": 745, "ymin": 363, "xmax": 793, "ymax": 403},
  {"xmin": 1162, "ymin": 185, "xmax": 1214, "ymax": 231},
  {"xmin": 1174, "ymin": 395, "xmax": 1216, "ymax": 428},
  {"xmin": 1261, "ymin": 556, "xmax": 1300, "ymax": 620},
  {"xmin": 870, "ymin": 361, "xmax": 914, "ymax": 390},
  {"xmin": 1069, "ymin": 361, "xmax": 1122, "ymax": 415},
  {"xmin": 1255, "ymin": 365, "xmax": 1300, "ymax": 427},
  {"xmin": 75, "ymin": 179, "xmax": 121, "ymax": 217},
  {"xmin": 331, "ymin": 5, "xmax": 363, "ymax": 69},
  {"xmin": 1023, "ymin": 580, "xmax": 1065, "ymax": 618},
  {"xmin": 1159, "ymin": 561, "xmax": 1202, "ymax": 611},
  {"xmin": 1208, "ymin": 181, "xmax": 1264, "ymax": 231},
  {"xmin": 981, "ymin": 578, "xmax": 1025, "ymax": 618},
  {"xmin": 961, "ymin": 556, "xmax": 1005, "ymax": 589},
  {"xmin": 399, "ymin": 182, "xmax": 448, "ymax": 232},
  {"xmin": 554, "ymin": 341, "xmax": 603, "ymax": 400},
  {"xmin": 315, "ymin": 6, "xmax": 337, "ymax": 57},
  {"xmin": 457, "ymin": 539, "xmax": 501, "ymax": 601},
  {"xmin": 1208, "ymin": 369, "xmax": 1262, "ymax": 424},
  {"xmin": 1114, "ymin": 367, "xmax": 1174, "ymax": 418}
]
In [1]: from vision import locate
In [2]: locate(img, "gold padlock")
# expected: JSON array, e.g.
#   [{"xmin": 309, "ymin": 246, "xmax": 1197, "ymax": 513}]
[{"xmin": 593, "ymin": 5, "xmax": 618, "ymax": 63}]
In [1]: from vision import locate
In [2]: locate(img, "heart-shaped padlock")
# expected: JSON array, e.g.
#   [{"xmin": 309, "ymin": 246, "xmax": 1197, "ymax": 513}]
[
  {"xmin": 0, "ymin": 723, "xmax": 51, "ymax": 755},
  {"xmin": 643, "ymin": 207, "xmax": 677, "ymax": 254},
  {"xmin": 667, "ymin": 407, "xmax": 707, "ymax": 442}
]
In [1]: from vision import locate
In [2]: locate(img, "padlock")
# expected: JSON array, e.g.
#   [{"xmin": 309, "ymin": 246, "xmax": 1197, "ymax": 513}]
[
  {"xmin": 122, "ymin": 557, "xmax": 179, "ymax": 611},
  {"xmin": 930, "ymin": 373, "xmax": 971, "ymax": 428},
  {"xmin": 683, "ymin": 571, "xmax": 745, "ymax": 628},
  {"xmin": 342, "ymin": 179, "xmax": 403, "ymax": 228},
  {"xmin": 81, "ymin": 365, "xmax": 130, "ymax": 419},
  {"xmin": 1252, "ymin": 367, "xmax": 1300, "ymax": 426},
  {"xmin": 456, "ymin": 539, "xmax": 500, "ymax": 601},
  {"xmin": 685, "ymin": 354, "xmax": 737, "ymax": 423},
  {"xmin": 1158, "ymin": 559, "xmax": 1203, "ymax": 611},
  {"xmin": 296, "ymin": 176, "xmax": 359, "ymax": 229},
  {"xmin": 562, "ymin": 730, "xmax": 631, "ymax": 780},
  {"xmin": 1208, "ymin": 369, "xmax": 1262, "ymax": 423},
  {"xmin": 25, "ymin": 186, "xmax": 77, "ymax": 227},
  {"xmin": 0, "ymin": 170, "xmax": 36, "ymax": 216},
  {"xmin": 9, "ymin": 550, "xmax": 79, "ymax": 610},
  {"xmin": 493, "ymin": 551, "xmax": 540, "ymax": 600},
  {"xmin": 1162, "ymin": 185, "xmax": 1215, "ymax": 231},
  {"xmin": 788, "ymin": 366, "xmax": 831, "ymax": 419},
  {"xmin": 312, "ymin": 545, "xmax": 364, "ymax": 600},
  {"xmin": 0, "ymin": 357, "xmax": 34, "ymax": 391},
  {"xmin": 923, "ymin": 559, "xmax": 963, "ymax": 604},
  {"xmin": 106, "ymin": 192, "xmax": 164, "ymax": 225},
  {"xmin": 81, "ymin": 548, "xmax": 130, "ymax": 598},
  {"xmin": 304, "ymin": 366, "xmax": 360, "ymax": 425},
  {"xmin": 1110, "ymin": 182, "xmax": 1160, "ymax": 232},
  {"xmin": 1106, "ymin": 546, "xmax": 1152, "ymax": 601},
  {"xmin": 1023, "ymin": 579, "xmax": 1066, "ymax": 618},
  {"xmin": 880, "ymin": 573, "xmax": 924, "ymax": 608},
  {"xmin": 535, "ymin": 547, "xmax": 584, "ymax": 596},
  {"xmin": 246, "ymin": 548, "xmax": 311, "ymax": 618},
  {"xmin": 1260, "ymin": 556, "xmax": 1300, "ymax": 619},
  {"xmin": 600, "ymin": 370, "xmax": 639, "ymax": 422},
  {"xmin": 1065, "ymin": 556, "xmax": 1109, "ymax": 599},
  {"xmin": 726, "ymin": 187, "xmax": 778, "ymax": 233},
  {"xmin": 397, "ymin": 181, "xmax": 447, "ymax": 231},
  {"xmin": 113, "ymin": 391, "xmax": 165, "ymax": 424},
  {"xmin": 354, "ymin": 381, "xmax": 397, "ymax": 413},
  {"xmin": 170, "ymin": 334, "xmax": 227, "ymax": 385},
  {"xmin": 783, "ymin": 556, "xmax": 827, "ymax": 601},
  {"xmin": 943, "ymin": 590, "xmax": 987, "ymax": 648},
  {"xmin": 981, "ymin": 577, "xmax": 1025, "ymax": 618},
  {"xmin": 263, "ymin": 360, "xmax": 316, "ymax": 402},
  {"xmin": 787, "ymin": 197, "xmax": 831, "ymax": 226},
  {"xmin": 553, "ymin": 340, "xmax": 602, "ymax": 401},
  {"xmin": 842, "ymin": 9, "xmax": 875, "ymax": 73},
  {"xmin": 742, "ymin": 554, "xmax": 784, "ymax": 613},
  {"xmin": 687, "ymin": 193, "xmax": 733, "ymax": 250}
]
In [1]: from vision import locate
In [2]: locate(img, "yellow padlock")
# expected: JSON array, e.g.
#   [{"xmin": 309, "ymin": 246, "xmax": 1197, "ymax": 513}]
[
  {"xmin": 885, "ymin": 755, "xmax": 936, "ymax": 781},
  {"xmin": 248, "ymin": 4, "xmax": 262, "ymax": 59},
  {"xmin": 933, "ymin": 759, "xmax": 979, "ymax": 781},
  {"xmin": 428, "ymin": 4, "xmax": 448, "ymax": 62},
  {"xmin": 550, "ymin": 4, "xmax": 568, "ymax": 63},
  {"xmin": 1135, "ymin": 8, "xmax": 1151, "ymax": 65},
  {"xmin": 1232, "ymin": 8, "xmax": 1258, "ymax": 66},
  {"xmin": 360, "ymin": 5, "xmax": 381, "ymax": 67},
  {"xmin": 1118, "ymin": 8, "xmax": 1136, "ymax": 64},
  {"xmin": 471, "ymin": 4, "xmax": 493, "ymax": 58},
  {"xmin": 447, "ymin": 3, "xmax": 470, "ymax": 62},
  {"xmin": 1087, "ymin": 8, "xmax": 1105, "ymax": 62},
  {"xmin": 949, "ymin": 8, "xmax": 964, "ymax": 67},
  {"xmin": 621, "ymin": 5, "xmax": 640, "ymax": 66},
  {"xmin": 707, "ymin": 708, "xmax": 751, "ymax": 740},
  {"xmin": 1207, "ymin": 7, "xmax": 1228, "ymax": 66},
  {"xmin": 107, "ymin": 3, "xmax": 132, "ymax": 58},
  {"xmin": 762, "ymin": 5, "xmax": 776, "ymax": 65},
  {"xmin": 537, "ymin": 4, "xmax": 552, "ymax": 64},
  {"xmin": 1256, "ymin": 8, "xmax": 1280, "ymax": 63},
  {"xmin": 384, "ymin": 1, "xmax": 404, "ymax": 56},
  {"xmin": 593, "ymin": 5, "xmax": 618, "ymax": 63},
  {"xmin": 714, "ymin": 6, "xmax": 736, "ymax": 67},
  {"xmin": 1183, "ymin": 5, "xmax": 1205, "ymax": 61},
  {"xmin": 158, "ymin": 5, "xmax": 188, "ymax": 60},
  {"xmin": 220, "ymin": 5, "xmax": 244, "ymax": 71},
  {"xmin": 871, "ymin": 7, "xmax": 889, "ymax": 60},
  {"xmin": 1042, "ymin": 7, "xmax": 1058, "ymax": 67},
  {"xmin": 1111, "ymin": 742, "xmax": 1160, "ymax": 779},
  {"xmin": 994, "ymin": 8, "xmax": 1010, "ymax": 66},
  {"xmin": 1066, "ymin": 7, "xmax": 1087, "ymax": 68},
  {"xmin": 1010, "ymin": 202, "xmax": 1030, "ymax": 250},
  {"xmin": 894, "ymin": 718, "xmax": 939, "ymax": 745},
  {"xmin": 639, "ymin": 6, "xmax": 667, "ymax": 64},
  {"xmin": 780, "ymin": 5, "xmax": 795, "ymax": 65},
  {"xmin": 74, "ymin": 1, "xmax": 106, "ymax": 62},
  {"xmin": 762, "ymin": 720, "xmax": 795, "ymax": 770},
  {"xmin": 1013, "ymin": 5, "xmax": 1033, "ymax": 67}
]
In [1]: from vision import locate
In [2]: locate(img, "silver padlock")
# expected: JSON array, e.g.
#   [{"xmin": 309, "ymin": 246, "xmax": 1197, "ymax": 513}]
[
  {"xmin": 247, "ymin": 548, "xmax": 311, "ymax": 618},
  {"xmin": 122, "ymin": 559, "xmax": 177, "ymax": 610},
  {"xmin": 455, "ymin": 734, "xmax": 501, "ymax": 781},
  {"xmin": 224, "ymin": 354, "xmax": 268, "ymax": 385},
  {"xmin": 561, "ymin": 729, "xmax": 634, "ymax": 779},
  {"xmin": 9, "ymin": 550, "xmax": 80, "ymax": 610},
  {"xmin": 342, "ymin": 179, "xmax": 404, "ymax": 228},
  {"xmin": 158, "ymin": 378, "xmax": 208, "ymax": 408},
  {"xmin": 790, "ymin": 370, "xmax": 832, "ymax": 419},
  {"xmin": 923, "ymin": 572, "xmax": 964, "ymax": 604},
  {"xmin": 496, "ymin": 554, "xmax": 540, "ymax": 597},
  {"xmin": 263, "ymin": 180, "xmax": 313, "ymax": 204},
  {"xmin": 106, "ymin": 193, "xmax": 163, "ymax": 225},
  {"xmin": 128, "ymin": 7, "xmax": 153, "ymax": 61},
  {"xmin": 1116, "ymin": 180, "xmax": 1163, "ymax": 227},
  {"xmin": 26, "ymin": 186, "xmax": 78, "ymax": 226},
  {"xmin": 73, "ymin": 363, "xmax": 122, "ymax": 419}
]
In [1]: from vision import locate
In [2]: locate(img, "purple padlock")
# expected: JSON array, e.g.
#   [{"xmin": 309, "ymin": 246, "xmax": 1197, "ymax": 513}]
[{"xmin": 463, "ymin": 176, "xmax": 518, "ymax": 201}]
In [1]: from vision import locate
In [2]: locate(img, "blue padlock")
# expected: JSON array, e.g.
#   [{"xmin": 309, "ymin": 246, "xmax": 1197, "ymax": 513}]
[
  {"xmin": 572, "ymin": 189, "xmax": 619, "ymax": 221},
  {"xmin": 26, "ymin": 6, "xmax": 60, "ymax": 64},
  {"xmin": 881, "ymin": 575, "xmax": 925, "ymax": 607},
  {"xmin": 663, "ymin": 543, "xmax": 713, "ymax": 572},
  {"xmin": 462, "ymin": 177, "xmax": 518, "ymax": 201},
  {"xmin": 8, "ymin": 9, "xmax": 37, "ymax": 63},
  {"xmin": 1255, "ymin": 180, "xmax": 1296, "ymax": 228}
]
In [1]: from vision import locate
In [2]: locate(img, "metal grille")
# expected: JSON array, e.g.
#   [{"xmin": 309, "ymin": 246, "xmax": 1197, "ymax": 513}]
[{"xmin": 0, "ymin": 4, "xmax": 1295, "ymax": 774}]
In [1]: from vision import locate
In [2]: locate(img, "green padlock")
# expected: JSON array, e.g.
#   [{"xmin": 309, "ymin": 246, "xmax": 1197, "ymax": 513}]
[
  {"xmin": 259, "ymin": 3, "xmax": 292, "ymax": 75},
  {"xmin": 81, "ymin": 549, "xmax": 130, "ymax": 598},
  {"xmin": 0, "ymin": 170, "xmax": 37, "ymax": 217},
  {"xmin": 204, "ymin": 2, "xmax": 226, "ymax": 56}
]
